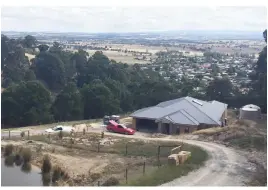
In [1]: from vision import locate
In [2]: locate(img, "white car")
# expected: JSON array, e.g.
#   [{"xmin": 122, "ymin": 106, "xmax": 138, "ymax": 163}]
[{"xmin": 45, "ymin": 125, "xmax": 75, "ymax": 134}]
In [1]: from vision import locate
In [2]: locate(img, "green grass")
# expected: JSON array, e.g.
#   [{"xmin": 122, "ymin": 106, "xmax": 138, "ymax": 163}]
[{"xmin": 121, "ymin": 145, "xmax": 208, "ymax": 186}]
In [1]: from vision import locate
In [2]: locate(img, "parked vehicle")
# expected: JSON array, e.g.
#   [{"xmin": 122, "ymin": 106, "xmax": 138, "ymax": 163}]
[
  {"xmin": 103, "ymin": 115, "xmax": 120, "ymax": 125},
  {"xmin": 106, "ymin": 120, "xmax": 135, "ymax": 135},
  {"xmin": 45, "ymin": 125, "xmax": 75, "ymax": 134}
]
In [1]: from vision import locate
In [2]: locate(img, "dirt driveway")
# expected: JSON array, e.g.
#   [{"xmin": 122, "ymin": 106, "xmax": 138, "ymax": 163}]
[{"xmin": 83, "ymin": 130, "xmax": 255, "ymax": 186}]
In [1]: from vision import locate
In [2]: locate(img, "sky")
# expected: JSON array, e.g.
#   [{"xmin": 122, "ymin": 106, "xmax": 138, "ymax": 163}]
[{"xmin": 1, "ymin": 6, "xmax": 267, "ymax": 33}]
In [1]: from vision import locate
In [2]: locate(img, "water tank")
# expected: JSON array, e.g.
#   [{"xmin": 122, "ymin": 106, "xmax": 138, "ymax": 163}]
[{"xmin": 239, "ymin": 104, "xmax": 261, "ymax": 120}]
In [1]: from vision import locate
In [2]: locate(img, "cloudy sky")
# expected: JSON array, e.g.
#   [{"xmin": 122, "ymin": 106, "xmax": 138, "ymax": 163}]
[{"xmin": 1, "ymin": 6, "xmax": 267, "ymax": 33}]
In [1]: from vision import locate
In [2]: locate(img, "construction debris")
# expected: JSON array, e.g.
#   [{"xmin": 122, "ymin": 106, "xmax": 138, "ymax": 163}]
[
  {"xmin": 168, "ymin": 150, "xmax": 191, "ymax": 166},
  {"xmin": 168, "ymin": 154, "xmax": 180, "ymax": 166},
  {"xmin": 178, "ymin": 151, "xmax": 191, "ymax": 164}
]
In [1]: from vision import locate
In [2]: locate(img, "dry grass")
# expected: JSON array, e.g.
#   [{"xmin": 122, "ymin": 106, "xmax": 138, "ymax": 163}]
[
  {"xmin": 21, "ymin": 148, "xmax": 32, "ymax": 163},
  {"xmin": 102, "ymin": 177, "xmax": 120, "ymax": 186},
  {"xmin": 4, "ymin": 144, "xmax": 14, "ymax": 156},
  {"xmin": 42, "ymin": 155, "xmax": 52, "ymax": 174},
  {"xmin": 193, "ymin": 127, "xmax": 230, "ymax": 135}
]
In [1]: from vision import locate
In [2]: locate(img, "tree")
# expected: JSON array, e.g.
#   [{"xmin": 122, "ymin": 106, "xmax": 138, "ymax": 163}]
[
  {"xmin": 90, "ymin": 51, "xmax": 110, "ymax": 65},
  {"xmin": 227, "ymin": 66, "xmax": 236, "ymax": 74},
  {"xmin": 22, "ymin": 35, "xmax": 37, "ymax": 48},
  {"xmin": 1, "ymin": 81, "xmax": 53, "ymax": 127},
  {"xmin": 249, "ymin": 29, "xmax": 267, "ymax": 113},
  {"xmin": 52, "ymin": 82, "xmax": 83, "ymax": 121},
  {"xmin": 24, "ymin": 69, "xmax": 36, "ymax": 81},
  {"xmin": 81, "ymin": 83, "xmax": 121, "ymax": 119},
  {"xmin": 38, "ymin": 44, "xmax": 49, "ymax": 52},
  {"xmin": 206, "ymin": 78, "xmax": 235, "ymax": 102},
  {"xmin": 1, "ymin": 43, "xmax": 30, "ymax": 88},
  {"xmin": 211, "ymin": 64, "xmax": 220, "ymax": 74},
  {"xmin": 263, "ymin": 29, "xmax": 267, "ymax": 43},
  {"xmin": 32, "ymin": 52, "xmax": 66, "ymax": 91}
]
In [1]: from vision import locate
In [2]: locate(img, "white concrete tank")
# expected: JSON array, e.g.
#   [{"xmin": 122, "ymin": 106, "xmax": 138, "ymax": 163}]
[{"xmin": 239, "ymin": 104, "xmax": 261, "ymax": 120}]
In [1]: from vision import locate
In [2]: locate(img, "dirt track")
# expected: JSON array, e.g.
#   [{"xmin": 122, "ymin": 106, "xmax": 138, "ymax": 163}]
[
  {"xmin": 77, "ymin": 127, "xmax": 254, "ymax": 186},
  {"xmin": 86, "ymin": 129, "xmax": 254, "ymax": 186}
]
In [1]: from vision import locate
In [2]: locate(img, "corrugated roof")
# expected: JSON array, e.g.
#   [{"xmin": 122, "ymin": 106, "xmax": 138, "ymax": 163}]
[{"xmin": 130, "ymin": 96, "xmax": 227, "ymax": 126}]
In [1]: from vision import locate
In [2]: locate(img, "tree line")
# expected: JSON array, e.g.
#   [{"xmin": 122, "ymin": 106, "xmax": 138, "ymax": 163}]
[{"xmin": 1, "ymin": 30, "xmax": 267, "ymax": 128}]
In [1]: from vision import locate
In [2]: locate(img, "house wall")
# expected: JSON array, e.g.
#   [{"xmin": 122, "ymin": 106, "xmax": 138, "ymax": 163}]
[
  {"xmin": 198, "ymin": 123, "xmax": 218, "ymax": 130},
  {"xmin": 221, "ymin": 108, "xmax": 228, "ymax": 120},
  {"xmin": 175, "ymin": 124, "xmax": 198, "ymax": 134},
  {"xmin": 132, "ymin": 118, "xmax": 137, "ymax": 130}
]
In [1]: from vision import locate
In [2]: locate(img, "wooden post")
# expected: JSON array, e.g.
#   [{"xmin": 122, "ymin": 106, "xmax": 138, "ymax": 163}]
[
  {"xmin": 143, "ymin": 162, "xmax": 145, "ymax": 175},
  {"xmin": 125, "ymin": 168, "xmax": 128, "ymax": 184},
  {"xmin": 28, "ymin": 130, "xmax": 30, "ymax": 140},
  {"xmin": 98, "ymin": 142, "xmax": 100, "ymax": 153},
  {"xmin": 9, "ymin": 130, "xmax": 10, "ymax": 139},
  {"xmin": 125, "ymin": 144, "xmax": 128, "ymax": 155},
  {"xmin": 98, "ymin": 181, "xmax": 100, "ymax": 186},
  {"xmin": 157, "ymin": 146, "xmax": 160, "ymax": 167}
]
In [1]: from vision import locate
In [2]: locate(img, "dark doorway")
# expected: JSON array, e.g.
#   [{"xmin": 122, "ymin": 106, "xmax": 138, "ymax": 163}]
[
  {"xmin": 176, "ymin": 127, "xmax": 180, "ymax": 135},
  {"xmin": 163, "ymin": 123, "xmax": 170, "ymax": 134},
  {"xmin": 184, "ymin": 127, "xmax": 189, "ymax": 133},
  {"xmin": 136, "ymin": 118, "xmax": 158, "ymax": 132}
]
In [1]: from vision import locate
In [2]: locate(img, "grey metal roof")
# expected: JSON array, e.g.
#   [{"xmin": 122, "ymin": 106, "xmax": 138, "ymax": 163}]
[{"xmin": 130, "ymin": 96, "xmax": 227, "ymax": 126}]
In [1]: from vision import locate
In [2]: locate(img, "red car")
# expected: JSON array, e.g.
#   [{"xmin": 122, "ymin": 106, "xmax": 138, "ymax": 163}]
[{"xmin": 106, "ymin": 120, "xmax": 136, "ymax": 135}]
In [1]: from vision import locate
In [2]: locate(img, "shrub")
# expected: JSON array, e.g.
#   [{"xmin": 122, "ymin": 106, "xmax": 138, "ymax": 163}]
[
  {"xmin": 21, "ymin": 148, "xmax": 32, "ymax": 163},
  {"xmin": 4, "ymin": 144, "xmax": 14, "ymax": 156},
  {"xmin": 58, "ymin": 131, "xmax": 63, "ymax": 139},
  {"xmin": 52, "ymin": 166, "xmax": 63, "ymax": 183},
  {"xmin": 42, "ymin": 173, "xmax": 51, "ymax": 186},
  {"xmin": 83, "ymin": 128, "xmax": 86, "ymax": 135},
  {"xmin": 20, "ymin": 131, "xmax": 25, "ymax": 138},
  {"xmin": 42, "ymin": 155, "xmax": 52, "ymax": 174},
  {"xmin": 70, "ymin": 138, "xmax": 74, "ymax": 144},
  {"xmin": 21, "ymin": 163, "xmax": 32, "ymax": 173},
  {"xmin": 14, "ymin": 153, "xmax": 23, "ymax": 166},
  {"xmin": 4, "ymin": 155, "xmax": 15, "ymax": 167},
  {"xmin": 102, "ymin": 177, "xmax": 119, "ymax": 186},
  {"xmin": 90, "ymin": 173, "xmax": 101, "ymax": 182}
]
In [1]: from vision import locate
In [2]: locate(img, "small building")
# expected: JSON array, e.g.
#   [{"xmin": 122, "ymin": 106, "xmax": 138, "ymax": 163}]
[
  {"xmin": 130, "ymin": 96, "xmax": 228, "ymax": 135},
  {"xmin": 239, "ymin": 104, "xmax": 261, "ymax": 120}
]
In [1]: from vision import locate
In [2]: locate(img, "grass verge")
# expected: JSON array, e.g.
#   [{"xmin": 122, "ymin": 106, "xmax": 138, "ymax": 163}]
[{"xmin": 122, "ymin": 144, "xmax": 208, "ymax": 186}]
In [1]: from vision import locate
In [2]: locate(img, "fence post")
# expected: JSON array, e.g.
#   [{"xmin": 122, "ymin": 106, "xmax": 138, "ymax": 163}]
[
  {"xmin": 98, "ymin": 142, "xmax": 100, "ymax": 153},
  {"xmin": 125, "ymin": 144, "xmax": 128, "ymax": 155},
  {"xmin": 143, "ymin": 162, "xmax": 145, "ymax": 175},
  {"xmin": 28, "ymin": 130, "xmax": 30, "ymax": 140},
  {"xmin": 98, "ymin": 181, "xmax": 100, "ymax": 186},
  {"xmin": 9, "ymin": 130, "xmax": 10, "ymax": 139},
  {"xmin": 157, "ymin": 146, "xmax": 160, "ymax": 168},
  {"xmin": 125, "ymin": 168, "xmax": 128, "ymax": 184}
]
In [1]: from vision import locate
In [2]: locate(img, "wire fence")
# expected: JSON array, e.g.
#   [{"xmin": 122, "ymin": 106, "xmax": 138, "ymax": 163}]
[{"xmin": 2, "ymin": 129, "xmax": 183, "ymax": 185}]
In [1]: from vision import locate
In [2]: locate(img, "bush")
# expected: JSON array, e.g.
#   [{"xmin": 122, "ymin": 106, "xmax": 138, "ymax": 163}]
[
  {"xmin": 4, "ymin": 155, "xmax": 15, "ymax": 167},
  {"xmin": 102, "ymin": 177, "xmax": 119, "ymax": 186},
  {"xmin": 4, "ymin": 144, "xmax": 14, "ymax": 156},
  {"xmin": 58, "ymin": 131, "xmax": 63, "ymax": 139},
  {"xmin": 90, "ymin": 173, "xmax": 101, "ymax": 182},
  {"xmin": 14, "ymin": 153, "xmax": 23, "ymax": 166},
  {"xmin": 42, "ymin": 155, "xmax": 52, "ymax": 174},
  {"xmin": 83, "ymin": 128, "xmax": 86, "ymax": 135},
  {"xmin": 52, "ymin": 166, "xmax": 64, "ymax": 183},
  {"xmin": 21, "ymin": 162, "xmax": 32, "ymax": 173},
  {"xmin": 20, "ymin": 131, "xmax": 25, "ymax": 138},
  {"xmin": 42, "ymin": 173, "xmax": 51, "ymax": 186},
  {"xmin": 21, "ymin": 148, "xmax": 32, "ymax": 163}
]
